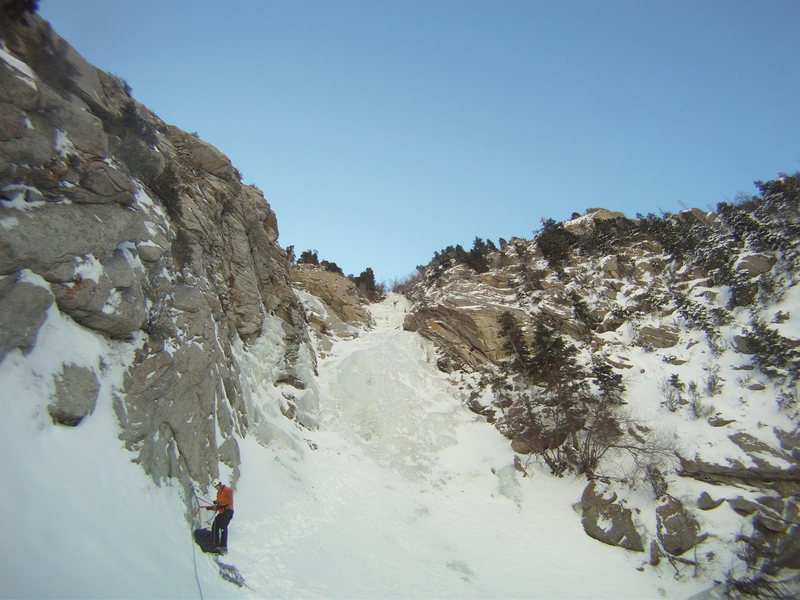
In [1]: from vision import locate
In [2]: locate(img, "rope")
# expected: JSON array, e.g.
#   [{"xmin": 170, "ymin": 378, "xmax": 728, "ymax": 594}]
[
  {"xmin": 189, "ymin": 485, "xmax": 206, "ymax": 600},
  {"xmin": 190, "ymin": 533, "xmax": 205, "ymax": 600}
]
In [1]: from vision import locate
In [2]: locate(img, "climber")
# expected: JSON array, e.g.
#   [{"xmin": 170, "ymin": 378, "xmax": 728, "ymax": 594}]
[{"xmin": 206, "ymin": 479, "xmax": 234, "ymax": 553}]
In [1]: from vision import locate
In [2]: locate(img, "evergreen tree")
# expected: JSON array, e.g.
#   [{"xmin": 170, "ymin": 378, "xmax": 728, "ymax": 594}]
[
  {"xmin": 527, "ymin": 317, "xmax": 583, "ymax": 389},
  {"xmin": 297, "ymin": 250, "xmax": 319, "ymax": 265},
  {"xmin": 536, "ymin": 218, "xmax": 577, "ymax": 269},
  {"xmin": 466, "ymin": 237, "xmax": 490, "ymax": 273},
  {"xmin": 351, "ymin": 267, "xmax": 383, "ymax": 302},
  {"xmin": 591, "ymin": 358, "xmax": 625, "ymax": 403},
  {"xmin": 320, "ymin": 260, "xmax": 343, "ymax": 275},
  {"xmin": 498, "ymin": 311, "xmax": 530, "ymax": 374}
]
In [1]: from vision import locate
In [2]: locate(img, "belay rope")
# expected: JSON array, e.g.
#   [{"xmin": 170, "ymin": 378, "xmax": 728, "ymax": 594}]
[
  {"xmin": 189, "ymin": 483, "xmax": 214, "ymax": 600},
  {"xmin": 193, "ymin": 488, "xmax": 217, "ymax": 527}
]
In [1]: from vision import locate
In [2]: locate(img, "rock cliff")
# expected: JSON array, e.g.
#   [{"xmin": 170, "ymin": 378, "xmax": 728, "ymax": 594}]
[{"xmin": 0, "ymin": 10, "xmax": 316, "ymax": 492}]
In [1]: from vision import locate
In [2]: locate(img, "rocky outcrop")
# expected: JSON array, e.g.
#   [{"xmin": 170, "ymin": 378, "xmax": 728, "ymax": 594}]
[
  {"xmin": 0, "ymin": 13, "xmax": 312, "ymax": 488},
  {"xmin": 678, "ymin": 436, "xmax": 800, "ymax": 494},
  {"xmin": 634, "ymin": 324, "xmax": 680, "ymax": 349},
  {"xmin": 290, "ymin": 264, "xmax": 371, "ymax": 327},
  {"xmin": 731, "ymin": 495, "xmax": 800, "ymax": 575},
  {"xmin": 48, "ymin": 363, "xmax": 100, "ymax": 427},
  {"xmin": 0, "ymin": 271, "xmax": 52, "ymax": 359},
  {"xmin": 579, "ymin": 482, "xmax": 645, "ymax": 552},
  {"xmin": 655, "ymin": 495, "xmax": 703, "ymax": 556},
  {"xmin": 403, "ymin": 264, "xmax": 530, "ymax": 371}
]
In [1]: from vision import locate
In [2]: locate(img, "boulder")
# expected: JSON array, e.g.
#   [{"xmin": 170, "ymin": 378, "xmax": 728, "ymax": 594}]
[
  {"xmin": 739, "ymin": 499, "xmax": 800, "ymax": 574},
  {"xmin": 656, "ymin": 495, "xmax": 703, "ymax": 556},
  {"xmin": 66, "ymin": 160, "xmax": 135, "ymax": 205},
  {"xmin": 727, "ymin": 497, "xmax": 762, "ymax": 516},
  {"xmin": 697, "ymin": 491, "xmax": 724, "ymax": 510},
  {"xmin": 634, "ymin": 325, "xmax": 679, "ymax": 348},
  {"xmin": 731, "ymin": 334, "xmax": 756, "ymax": 354},
  {"xmin": 182, "ymin": 134, "xmax": 237, "ymax": 181},
  {"xmin": 580, "ymin": 482, "xmax": 644, "ymax": 552},
  {"xmin": 52, "ymin": 268, "xmax": 146, "ymax": 339},
  {"xmin": 48, "ymin": 363, "xmax": 100, "ymax": 426},
  {"xmin": 735, "ymin": 253, "xmax": 776, "ymax": 277},
  {"xmin": 679, "ymin": 453, "xmax": 800, "ymax": 493},
  {"xmin": 0, "ymin": 273, "xmax": 53, "ymax": 360}
]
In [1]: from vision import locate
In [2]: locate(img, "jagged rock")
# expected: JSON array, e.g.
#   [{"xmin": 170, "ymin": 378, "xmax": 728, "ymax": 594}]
[
  {"xmin": 0, "ymin": 273, "xmax": 53, "ymax": 360},
  {"xmin": 404, "ymin": 303, "xmax": 516, "ymax": 370},
  {"xmin": 656, "ymin": 495, "xmax": 703, "ymax": 556},
  {"xmin": 65, "ymin": 160, "xmax": 135, "ymax": 205},
  {"xmin": 697, "ymin": 491, "xmax": 724, "ymax": 510},
  {"xmin": 290, "ymin": 265, "xmax": 371, "ymax": 327},
  {"xmin": 596, "ymin": 311, "xmax": 625, "ymax": 333},
  {"xmin": 649, "ymin": 539, "xmax": 661, "ymax": 566},
  {"xmin": 634, "ymin": 325, "xmax": 679, "ymax": 348},
  {"xmin": 775, "ymin": 427, "xmax": 800, "ymax": 456},
  {"xmin": 48, "ymin": 363, "xmax": 100, "ymax": 426},
  {"xmin": 183, "ymin": 134, "xmax": 238, "ymax": 181},
  {"xmin": 729, "ymin": 432, "xmax": 796, "ymax": 471},
  {"xmin": 52, "ymin": 267, "xmax": 147, "ymax": 339},
  {"xmin": 0, "ymin": 15, "xmax": 314, "ymax": 490},
  {"xmin": 738, "ymin": 498, "xmax": 800, "ymax": 574},
  {"xmin": 580, "ymin": 482, "xmax": 645, "ymax": 552},
  {"xmin": 679, "ymin": 453, "xmax": 800, "ymax": 493},
  {"xmin": 735, "ymin": 253, "xmax": 776, "ymax": 277},
  {"xmin": 0, "ymin": 202, "xmax": 150, "ymax": 278},
  {"xmin": 510, "ymin": 428, "xmax": 569, "ymax": 454},
  {"xmin": 732, "ymin": 334, "xmax": 756, "ymax": 354},
  {"xmin": 563, "ymin": 208, "xmax": 627, "ymax": 235},
  {"xmin": 727, "ymin": 497, "xmax": 762, "ymax": 515},
  {"xmin": 755, "ymin": 510, "xmax": 788, "ymax": 534}
]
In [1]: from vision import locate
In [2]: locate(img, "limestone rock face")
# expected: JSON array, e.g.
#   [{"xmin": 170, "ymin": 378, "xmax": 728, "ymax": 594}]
[
  {"xmin": 580, "ymin": 482, "xmax": 645, "ymax": 552},
  {"xmin": 634, "ymin": 325, "xmax": 680, "ymax": 349},
  {"xmin": 0, "ymin": 14, "xmax": 312, "ymax": 488},
  {"xmin": 290, "ymin": 264, "xmax": 371, "ymax": 327},
  {"xmin": 655, "ymin": 495, "xmax": 703, "ymax": 556},
  {"xmin": 0, "ymin": 273, "xmax": 53, "ymax": 360}
]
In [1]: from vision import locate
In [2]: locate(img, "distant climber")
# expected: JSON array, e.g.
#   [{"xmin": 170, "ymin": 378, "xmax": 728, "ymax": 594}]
[{"xmin": 205, "ymin": 479, "xmax": 234, "ymax": 553}]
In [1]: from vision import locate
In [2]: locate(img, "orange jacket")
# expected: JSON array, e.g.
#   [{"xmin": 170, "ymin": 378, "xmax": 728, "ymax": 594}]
[{"xmin": 215, "ymin": 485, "xmax": 234, "ymax": 513}]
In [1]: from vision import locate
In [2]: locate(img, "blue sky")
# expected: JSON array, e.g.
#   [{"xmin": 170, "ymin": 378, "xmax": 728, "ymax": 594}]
[{"xmin": 39, "ymin": 1, "xmax": 800, "ymax": 283}]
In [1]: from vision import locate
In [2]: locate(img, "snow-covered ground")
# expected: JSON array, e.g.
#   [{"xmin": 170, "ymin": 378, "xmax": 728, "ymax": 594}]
[
  {"xmin": 2, "ymin": 294, "xmax": 728, "ymax": 598},
  {"xmin": 229, "ymin": 295, "xmax": 711, "ymax": 599}
]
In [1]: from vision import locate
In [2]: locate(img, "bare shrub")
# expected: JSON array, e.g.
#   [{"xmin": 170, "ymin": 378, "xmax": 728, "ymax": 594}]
[
  {"xmin": 391, "ymin": 269, "xmax": 424, "ymax": 295},
  {"xmin": 688, "ymin": 381, "xmax": 715, "ymax": 419},
  {"xmin": 704, "ymin": 364, "xmax": 724, "ymax": 396},
  {"xmin": 659, "ymin": 374, "xmax": 685, "ymax": 412}
]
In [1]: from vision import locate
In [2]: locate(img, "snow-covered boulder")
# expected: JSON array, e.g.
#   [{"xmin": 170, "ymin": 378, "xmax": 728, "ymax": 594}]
[{"xmin": 579, "ymin": 481, "xmax": 645, "ymax": 552}]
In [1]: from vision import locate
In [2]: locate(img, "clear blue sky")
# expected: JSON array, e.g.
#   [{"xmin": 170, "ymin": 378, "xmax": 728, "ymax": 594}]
[{"xmin": 39, "ymin": 0, "xmax": 800, "ymax": 283}]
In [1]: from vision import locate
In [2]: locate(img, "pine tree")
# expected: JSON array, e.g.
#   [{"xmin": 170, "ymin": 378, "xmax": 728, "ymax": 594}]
[
  {"xmin": 498, "ymin": 311, "xmax": 530, "ymax": 374},
  {"xmin": 297, "ymin": 250, "xmax": 319, "ymax": 265},
  {"xmin": 527, "ymin": 317, "xmax": 583, "ymax": 389}
]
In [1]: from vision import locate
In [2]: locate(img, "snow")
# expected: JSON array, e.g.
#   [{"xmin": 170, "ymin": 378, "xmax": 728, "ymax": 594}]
[
  {"xmin": 228, "ymin": 295, "xmax": 709, "ymax": 599},
  {"xmin": 0, "ymin": 299, "xmax": 233, "ymax": 599},
  {"xmin": 2, "ymin": 292, "xmax": 779, "ymax": 598},
  {"xmin": 54, "ymin": 129, "xmax": 77, "ymax": 158},
  {"xmin": 0, "ymin": 43, "xmax": 37, "ymax": 89}
]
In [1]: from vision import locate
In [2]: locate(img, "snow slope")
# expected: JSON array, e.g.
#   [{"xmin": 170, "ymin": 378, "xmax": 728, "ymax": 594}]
[
  {"xmin": 3, "ymin": 293, "xmax": 715, "ymax": 598},
  {"xmin": 0, "ymin": 300, "xmax": 234, "ymax": 599},
  {"xmin": 229, "ymin": 295, "xmax": 710, "ymax": 599}
]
